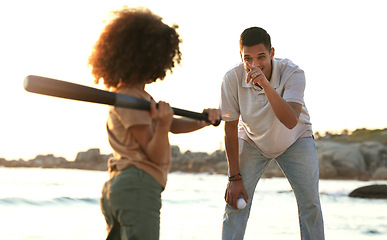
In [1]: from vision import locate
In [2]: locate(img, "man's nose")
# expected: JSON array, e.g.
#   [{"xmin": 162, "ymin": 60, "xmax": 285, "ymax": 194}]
[{"xmin": 251, "ymin": 60, "xmax": 260, "ymax": 68}]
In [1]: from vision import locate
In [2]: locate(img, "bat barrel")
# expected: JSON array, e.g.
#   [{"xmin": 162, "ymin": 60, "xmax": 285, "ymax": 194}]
[{"xmin": 24, "ymin": 75, "xmax": 117, "ymax": 105}]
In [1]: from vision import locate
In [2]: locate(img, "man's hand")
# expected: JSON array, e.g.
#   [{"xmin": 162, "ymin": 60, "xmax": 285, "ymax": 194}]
[
  {"xmin": 245, "ymin": 61, "xmax": 270, "ymax": 89},
  {"xmin": 225, "ymin": 179, "xmax": 248, "ymax": 209}
]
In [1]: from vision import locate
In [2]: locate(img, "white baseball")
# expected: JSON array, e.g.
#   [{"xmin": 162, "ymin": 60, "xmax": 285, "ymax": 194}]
[{"xmin": 237, "ymin": 198, "xmax": 246, "ymax": 209}]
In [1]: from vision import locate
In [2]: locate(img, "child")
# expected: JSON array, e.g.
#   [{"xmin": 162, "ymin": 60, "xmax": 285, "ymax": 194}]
[{"xmin": 88, "ymin": 6, "xmax": 220, "ymax": 240}]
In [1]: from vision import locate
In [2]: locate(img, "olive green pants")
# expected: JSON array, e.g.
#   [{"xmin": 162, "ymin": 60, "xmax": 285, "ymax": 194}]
[{"xmin": 101, "ymin": 166, "xmax": 163, "ymax": 240}]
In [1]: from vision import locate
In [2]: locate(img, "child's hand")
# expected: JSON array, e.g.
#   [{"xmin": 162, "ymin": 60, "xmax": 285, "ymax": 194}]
[
  {"xmin": 200, "ymin": 108, "xmax": 221, "ymax": 126},
  {"xmin": 150, "ymin": 100, "xmax": 173, "ymax": 130}
]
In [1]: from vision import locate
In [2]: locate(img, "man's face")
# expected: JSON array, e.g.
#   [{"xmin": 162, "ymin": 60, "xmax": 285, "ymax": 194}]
[{"xmin": 240, "ymin": 43, "xmax": 274, "ymax": 80}]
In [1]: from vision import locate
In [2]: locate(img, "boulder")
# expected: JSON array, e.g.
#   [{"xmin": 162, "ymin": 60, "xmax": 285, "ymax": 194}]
[
  {"xmin": 318, "ymin": 160, "xmax": 338, "ymax": 179},
  {"xmin": 169, "ymin": 147, "xmax": 228, "ymax": 174},
  {"xmin": 32, "ymin": 154, "xmax": 68, "ymax": 167},
  {"xmin": 171, "ymin": 145, "xmax": 182, "ymax": 158},
  {"xmin": 349, "ymin": 184, "xmax": 387, "ymax": 199},
  {"xmin": 75, "ymin": 148, "xmax": 102, "ymax": 163},
  {"xmin": 371, "ymin": 167, "xmax": 387, "ymax": 180},
  {"xmin": 214, "ymin": 161, "xmax": 228, "ymax": 175},
  {"xmin": 358, "ymin": 141, "xmax": 387, "ymax": 172},
  {"xmin": 187, "ymin": 153, "xmax": 209, "ymax": 172},
  {"xmin": 316, "ymin": 141, "xmax": 366, "ymax": 179},
  {"xmin": 73, "ymin": 148, "xmax": 109, "ymax": 170}
]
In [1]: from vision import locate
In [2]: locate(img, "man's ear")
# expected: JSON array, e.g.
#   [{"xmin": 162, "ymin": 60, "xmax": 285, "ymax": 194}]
[{"xmin": 270, "ymin": 48, "xmax": 275, "ymax": 60}]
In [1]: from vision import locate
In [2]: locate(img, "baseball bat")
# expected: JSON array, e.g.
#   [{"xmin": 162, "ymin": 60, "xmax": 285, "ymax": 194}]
[{"xmin": 23, "ymin": 75, "xmax": 221, "ymax": 126}]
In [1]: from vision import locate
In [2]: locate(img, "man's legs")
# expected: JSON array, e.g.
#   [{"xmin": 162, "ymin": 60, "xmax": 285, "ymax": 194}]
[
  {"xmin": 222, "ymin": 139, "xmax": 272, "ymax": 240},
  {"xmin": 276, "ymin": 137, "xmax": 325, "ymax": 240}
]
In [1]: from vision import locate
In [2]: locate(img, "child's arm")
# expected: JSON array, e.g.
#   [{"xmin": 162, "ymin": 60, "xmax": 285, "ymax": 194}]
[
  {"xmin": 130, "ymin": 101, "xmax": 173, "ymax": 165},
  {"xmin": 169, "ymin": 118, "xmax": 204, "ymax": 134},
  {"xmin": 170, "ymin": 108, "xmax": 221, "ymax": 134}
]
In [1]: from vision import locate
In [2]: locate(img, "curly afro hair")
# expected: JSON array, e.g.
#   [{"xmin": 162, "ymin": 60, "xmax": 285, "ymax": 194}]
[{"xmin": 88, "ymin": 7, "xmax": 182, "ymax": 88}]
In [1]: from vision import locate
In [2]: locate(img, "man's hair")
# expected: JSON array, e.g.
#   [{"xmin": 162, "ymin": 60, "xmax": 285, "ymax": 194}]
[
  {"xmin": 239, "ymin": 27, "xmax": 272, "ymax": 51},
  {"xmin": 88, "ymin": 7, "xmax": 182, "ymax": 88}
]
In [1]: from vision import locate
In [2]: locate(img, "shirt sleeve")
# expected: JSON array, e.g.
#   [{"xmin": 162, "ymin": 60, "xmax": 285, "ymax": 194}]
[
  {"xmin": 114, "ymin": 106, "xmax": 152, "ymax": 129},
  {"xmin": 219, "ymin": 73, "xmax": 240, "ymax": 121},
  {"xmin": 282, "ymin": 70, "xmax": 305, "ymax": 105}
]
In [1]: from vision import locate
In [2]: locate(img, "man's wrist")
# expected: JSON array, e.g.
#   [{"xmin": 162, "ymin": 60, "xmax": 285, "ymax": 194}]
[
  {"xmin": 260, "ymin": 79, "xmax": 271, "ymax": 89},
  {"xmin": 228, "ymin": 172, "xmax": 242, "ymax": 181}
]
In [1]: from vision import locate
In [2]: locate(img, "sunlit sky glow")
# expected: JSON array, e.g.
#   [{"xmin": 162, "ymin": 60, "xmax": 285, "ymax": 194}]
[{"xmin": 1, "ymin": 0, "xmax": 386, "ymax": 160}]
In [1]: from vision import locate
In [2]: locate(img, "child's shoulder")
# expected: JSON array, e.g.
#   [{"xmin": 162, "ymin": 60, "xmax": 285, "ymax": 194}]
[{"xmin": 115, "ymin": 87, "xmax": 152, "ymax": 101}]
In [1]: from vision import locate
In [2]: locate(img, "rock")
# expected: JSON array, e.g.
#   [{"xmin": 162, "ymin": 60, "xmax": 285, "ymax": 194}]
[
  {"xmin": 359, "ymin": 141, "xmax": 387, "ymax": 172},
  {"xmin": 186, "ymin": 152, "xmax": 210, "ymax": 172},
  {"xmin": 207, "ymin": 150, "xmax": 227, "ymax": 164},
  {"xmin": 169, "ymin": 147, "xmax": 228, "ymax": 174},
  {"xmin": 371, "ymin": 167, "xmax": 387, "ymax": 180},
  {"xmin": 32, "ymin": 154, "xmax": 68, "ymax": 167},
  {"xmin": 171, "ymin": 145, "xmax": 181, "ymax": 157},
  {"xmin": 316, "ymin": 141, "xmax": 366, "ymax": 179},
  {"xmin": 318, "ymin": 160, "xmax": 338, "ymax": 179},
  {"xmin": 75, "ymin": 148, "xmax": 102, "ymax": 163},
  {"xmin": 214, "ymin": 161, "xmax": 228, "ymax": 175},
  {"xmin": 332, "ymin": 146, "xmax": 366, "ymax": 178},
  {"xmin": 349, "ymin": 184, "xmax": 387, "ymax": 199},
  {"xmin": 73, "ymin": 148, "xmax": 110, "ymax": 170}
]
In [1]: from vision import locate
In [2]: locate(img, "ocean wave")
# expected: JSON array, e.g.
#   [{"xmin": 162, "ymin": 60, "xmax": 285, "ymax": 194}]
[{"xmin": 0, "ymin": 197, "xmax": 99, "ymax": 206}]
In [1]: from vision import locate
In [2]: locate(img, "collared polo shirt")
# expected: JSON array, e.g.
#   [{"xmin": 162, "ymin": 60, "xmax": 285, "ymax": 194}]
[{"xmin": 220, "ymin": 58, "xmax": 313, "ymax": 158}]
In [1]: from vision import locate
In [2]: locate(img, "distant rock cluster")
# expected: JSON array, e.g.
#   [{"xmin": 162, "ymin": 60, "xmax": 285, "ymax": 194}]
[
  {"xmin": 316, "ymin": 141, "xmax": 387, "ymax": 180},
  {"xmin": 0, "ymin": 149, "xmax": 111, "ymax": 171},
  {"xmin": 1, "ymin": 140, "xmax": 387, "ymax": 180}
]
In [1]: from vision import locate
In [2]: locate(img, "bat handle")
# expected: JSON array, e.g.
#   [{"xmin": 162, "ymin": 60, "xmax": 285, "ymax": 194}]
[
  {"xmin": 213, "ymin": 119, "xmax": 222, "ymax": 126},
  {"xmin": 202, "ymin": 112, "xmax": 222, "ymax": 126},
  {"xmin": 171, "ymin": 107, "xmax": 221, "ymax": 126},
  {"xmin": 115, "ymin": 94, "xmax": 222, "ymax": 126}
]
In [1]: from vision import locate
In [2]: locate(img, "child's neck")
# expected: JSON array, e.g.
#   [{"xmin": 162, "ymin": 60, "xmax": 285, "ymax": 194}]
[{"xmin": 116, "ymin": 82, "xmax": 146, "ymax": 91}]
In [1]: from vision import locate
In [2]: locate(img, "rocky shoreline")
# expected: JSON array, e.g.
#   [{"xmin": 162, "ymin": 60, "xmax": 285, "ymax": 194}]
[{"xmin": 1, "ymin": 140, "xmax": 387, "ymax": 180}]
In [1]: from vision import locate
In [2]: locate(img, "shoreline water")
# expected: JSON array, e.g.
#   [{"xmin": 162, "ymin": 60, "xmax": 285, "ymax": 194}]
[{"xmin": 0, "ymin": 167, "xmax": 386, "ymax": 239}]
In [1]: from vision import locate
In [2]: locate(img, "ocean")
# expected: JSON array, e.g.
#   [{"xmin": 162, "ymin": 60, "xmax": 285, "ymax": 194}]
[{"xmin": 0, "ymin": 167, "xmax": 386, "ymax": 240}]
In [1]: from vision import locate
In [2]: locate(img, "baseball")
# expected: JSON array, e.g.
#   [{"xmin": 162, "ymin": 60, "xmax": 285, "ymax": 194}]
[{"xmin": 237, "ymin": 198, "xmax": 247, "ymax": 209}]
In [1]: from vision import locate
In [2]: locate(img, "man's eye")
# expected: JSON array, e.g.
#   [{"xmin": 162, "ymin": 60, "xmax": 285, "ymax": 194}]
[{"xmin": 258, "ymin": 56, "xmax": 265, "ymax": 60}]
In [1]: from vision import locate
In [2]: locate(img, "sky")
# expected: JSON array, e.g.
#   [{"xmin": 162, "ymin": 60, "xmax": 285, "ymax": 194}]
[{"xmin": 1, "ymin": 0, "xmax": 386, "ymax": 160}]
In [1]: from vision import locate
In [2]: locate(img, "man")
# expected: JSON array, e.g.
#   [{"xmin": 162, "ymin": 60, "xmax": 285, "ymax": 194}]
[{"xmin": 220, "ymin": 27, "xmax": 324, "ymax": 240}]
